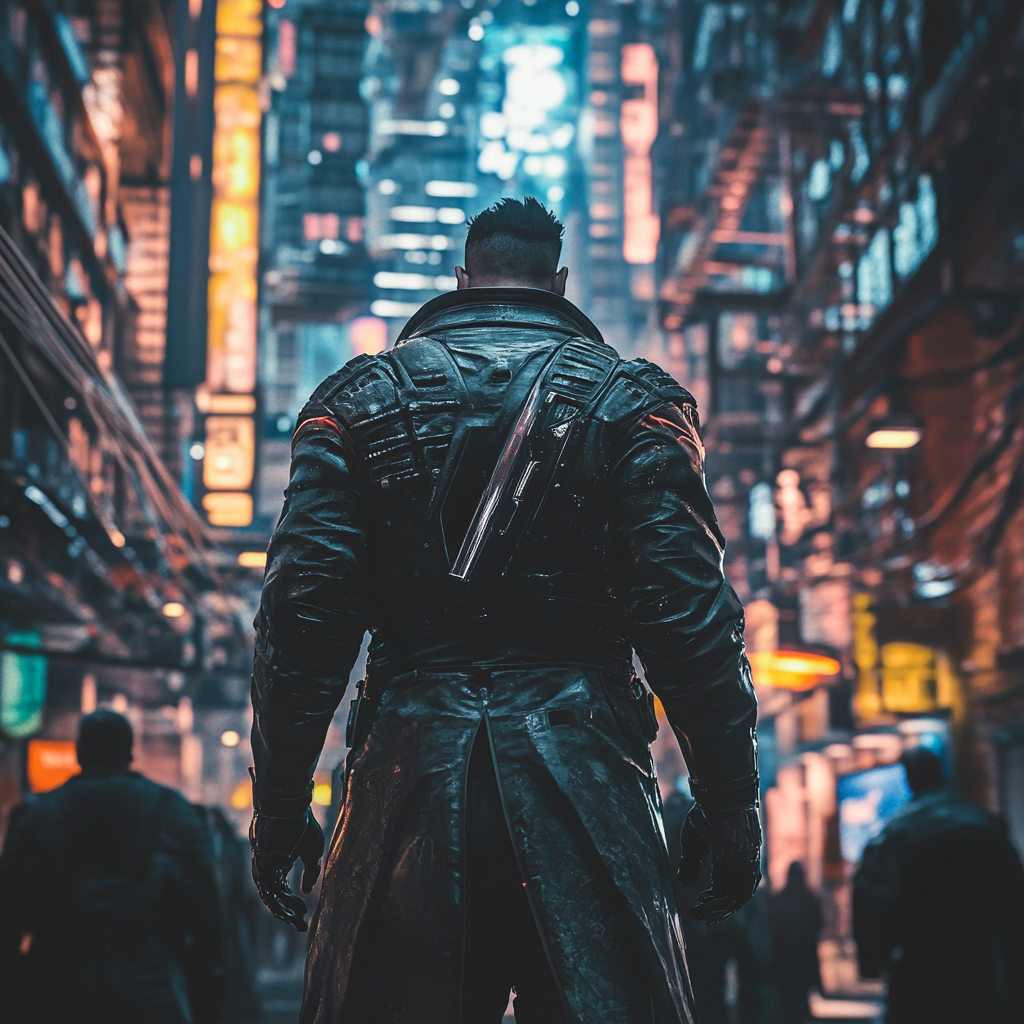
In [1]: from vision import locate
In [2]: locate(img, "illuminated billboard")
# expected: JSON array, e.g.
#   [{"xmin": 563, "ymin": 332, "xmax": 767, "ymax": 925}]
[
  {"xmin": 837, "ymin": 763, "xmax": 911, "ymax": 863},
  {"xmin": 476, "ymin": 25, "xmax": 579, "ymax": 212},
  {"xmin": 201, "ymin": 0, "xmax": 262, "ymax": 527}
]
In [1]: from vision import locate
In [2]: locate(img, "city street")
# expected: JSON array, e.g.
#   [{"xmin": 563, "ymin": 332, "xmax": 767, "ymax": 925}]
[{"xmin": 1, "ymin": 1, "xmax": 1023, "ymax": 1022}]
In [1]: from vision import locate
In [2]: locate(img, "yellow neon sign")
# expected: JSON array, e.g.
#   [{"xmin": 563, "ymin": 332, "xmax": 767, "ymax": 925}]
[{"xmin": 202, "ymin": 0, "xmax": 261, "ymax": 527}]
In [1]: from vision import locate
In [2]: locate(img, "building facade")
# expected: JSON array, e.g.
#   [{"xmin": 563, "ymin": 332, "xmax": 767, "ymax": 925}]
[
  {"xmin": 651, "ymin": 0, "xmax": 1024, "ymax": 991},
  {"xmin": 0, "ymin": 0, "xmax": 256, "ymax": 840}
]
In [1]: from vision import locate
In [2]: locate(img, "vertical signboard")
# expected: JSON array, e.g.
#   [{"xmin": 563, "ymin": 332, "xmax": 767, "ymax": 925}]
[
  {"xmin": 852, "ymin": 592, "xmax": 883, "ymax": 721},
  {"xmin": 620, "ymin": 43, "xmax": 659, "ymax": 264},
  {"xmin": 201, "ymin": 0, "xmax": 262, "ymax": 527}
]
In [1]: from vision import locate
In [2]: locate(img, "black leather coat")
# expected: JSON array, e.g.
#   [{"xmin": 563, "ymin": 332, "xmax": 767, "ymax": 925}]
[{"xmin": 251, "ymin": 289, "xmax": 758, "ymax": 1024}]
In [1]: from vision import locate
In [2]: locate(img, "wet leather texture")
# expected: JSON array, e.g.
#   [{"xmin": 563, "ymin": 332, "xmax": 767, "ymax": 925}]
[{"xmin": 250, "ymin": 289, "xmax": 758, "ymax": 1024}]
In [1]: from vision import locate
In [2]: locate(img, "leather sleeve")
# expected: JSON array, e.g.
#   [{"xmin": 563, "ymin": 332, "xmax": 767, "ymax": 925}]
[
  {"xmin": 250, "ymin": 417, "xmax": 370, "ymax": 808},
  {"xmin": 608, "ymin": 401, "xmax": 758, "ymax": 809}
]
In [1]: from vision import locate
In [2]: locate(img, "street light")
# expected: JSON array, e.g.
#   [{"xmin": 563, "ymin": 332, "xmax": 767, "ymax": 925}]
[{"xmin": 865, "ymin": 416, "xmax": 923, "ymax": 449}]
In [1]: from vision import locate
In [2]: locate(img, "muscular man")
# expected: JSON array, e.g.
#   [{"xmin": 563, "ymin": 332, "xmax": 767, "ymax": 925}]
[{"xmin": 248, "ymin": 197, "xmax": 760, "ymax": 1023}]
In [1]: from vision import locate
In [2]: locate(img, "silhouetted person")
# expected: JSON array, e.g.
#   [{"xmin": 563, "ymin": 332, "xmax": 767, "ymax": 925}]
[
  {"xmin": 770, "ymin": 862, "xmax": 822, "ymax": 1024},
  {"xmin": 201, "ymin": 807, "xmax": 261, "ymax": 1023},
  {"xmin": 0, "ymin": 710, "xmax": 224, "ymax": 1024},
  {"xmin": 853, "ymin": 747, "xmax": 1024, "ymax": 1024}
]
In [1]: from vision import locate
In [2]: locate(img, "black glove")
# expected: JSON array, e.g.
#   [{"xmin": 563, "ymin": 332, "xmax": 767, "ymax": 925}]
[
  {"xmin": 677, "ymin": 802, "xmax": 761, "ymax": 924},
  {"xmin": 249, "ymin": 796, "xmax": 324, "ymax": 932}
]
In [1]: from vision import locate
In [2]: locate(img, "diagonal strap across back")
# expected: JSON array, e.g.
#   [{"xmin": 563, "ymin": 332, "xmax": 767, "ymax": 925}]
[{"xmin": 450, "ymin": 336, "xmax": 620, "ymax": 581}]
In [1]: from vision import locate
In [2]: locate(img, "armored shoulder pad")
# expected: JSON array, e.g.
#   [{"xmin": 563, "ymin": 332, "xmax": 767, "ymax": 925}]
[
  {"xmin": 593, "ymin": 358, "xmax": 698, "ymax": 425},
  {"xmin": 629, "ymin": 359, "xmax": 697, "ymax": 407},
  {"xmin": 296, "ymin": 353, "xmax": 399, "ymax": 428}
]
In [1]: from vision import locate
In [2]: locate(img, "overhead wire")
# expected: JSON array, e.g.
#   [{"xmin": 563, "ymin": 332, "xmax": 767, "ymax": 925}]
[
  {"xmin": 837, "ymin": 377, "xmax": 1024, "ymax": 585},
  {"xmin": 894, "ymin": 325, "xmax": 1024, "ymax": 389},
  {"xmin": 786, "ymin": 288, "xmax": 955, "ymax": 443},
  {"xmin": 0, "ymin": 222, "xmax": 219, "ymax": 586}
]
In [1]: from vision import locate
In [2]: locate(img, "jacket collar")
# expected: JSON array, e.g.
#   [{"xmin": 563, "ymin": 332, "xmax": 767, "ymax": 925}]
[{"xmin": 396, "ymin": 287, "xmax": 604, "ymax": 345}]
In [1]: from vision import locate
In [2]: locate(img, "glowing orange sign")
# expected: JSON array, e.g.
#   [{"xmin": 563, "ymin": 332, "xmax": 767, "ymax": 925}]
[
  {"xmin": 748, "ymin": 650, "xmax": 841, "ymax": 691},
  {"xmin": 27, "ymin": 739, "xmax": 80, "ymax": 793},
  {"xmin": 621, "ymin": 44, "xmax": 660, "ymax": 264},
  {"xmin": 201, "ymin": 0, "xmax": 261, "ymax": 528},
  {"xmin": 203, "ymin": 491, "xmax": 253, "ymax": 527}
]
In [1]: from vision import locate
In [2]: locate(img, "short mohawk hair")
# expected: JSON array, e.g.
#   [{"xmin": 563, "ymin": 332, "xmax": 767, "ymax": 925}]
[
  {"xmin": 466, "ymin": 196, "xmax": 564, "ymax": 246},
  {"xmin": 464, "ymin": 197, "xmax": 564, "ymax": 284}
]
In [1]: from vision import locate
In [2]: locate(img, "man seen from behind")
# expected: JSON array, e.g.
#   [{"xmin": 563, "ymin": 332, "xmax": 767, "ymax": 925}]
[
  {"xmin": 248, "ymin": 197, "xmax": 762, "ymax": 1023},
  {"xmin": 854, "ymin": 746, "xmax": 1024, "ymax": 1024},
  {"xmin": 0, "ymin": 710, "xmax": 223, "ymax": 1024}
]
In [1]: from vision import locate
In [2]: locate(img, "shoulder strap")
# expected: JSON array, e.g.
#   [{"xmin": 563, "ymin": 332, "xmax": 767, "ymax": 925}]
[{"xmin": 450, "ymin": 337, "xmax": 619, "ymax": 581}]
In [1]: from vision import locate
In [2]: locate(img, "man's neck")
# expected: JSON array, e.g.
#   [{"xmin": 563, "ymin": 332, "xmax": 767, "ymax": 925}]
[{"xmin": 463, "ymin": 280, "xmax": 552, "ymax": 290}]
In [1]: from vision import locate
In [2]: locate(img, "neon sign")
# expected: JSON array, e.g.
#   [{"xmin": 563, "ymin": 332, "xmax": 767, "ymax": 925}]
[
  {"xmin": 202, "ymin": 0, "xmax": 262, "ymax": 527},
  {"xmin": 621, "ymin": 44, "xmax": 659, "ymax": 264}
]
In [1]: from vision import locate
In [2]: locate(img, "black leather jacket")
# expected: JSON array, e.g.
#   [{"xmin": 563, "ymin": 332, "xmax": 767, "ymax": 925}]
[
  {"xmin": 253, "ymin": 287, "xmax": 756, "ymax": 811},
  {"xmin": 0, "ymin": 770, "xmax": 223, "ymax": 1024}
]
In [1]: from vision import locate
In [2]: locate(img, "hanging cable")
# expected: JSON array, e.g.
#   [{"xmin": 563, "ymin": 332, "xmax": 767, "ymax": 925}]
[{"xmin": 0, "ymin": 222, "xmax": 220, "ymax": 586}]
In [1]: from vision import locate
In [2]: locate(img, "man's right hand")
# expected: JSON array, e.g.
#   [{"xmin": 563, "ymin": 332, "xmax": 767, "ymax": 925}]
[
  {"xmin": 249, "ymin": 806, "xmax": 324, "ymax": 932},
  {"xmin": 677, "ymin": 803, "xmax": 761, "ymax": 924}
]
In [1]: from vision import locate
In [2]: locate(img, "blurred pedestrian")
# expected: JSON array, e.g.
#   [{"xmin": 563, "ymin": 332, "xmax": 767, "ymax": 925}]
[
  {"xmin": 769, "ymin": 862, "xmax": 822, "ymax": 1024},
  {"xmin": 201, "ymin": 807, "xmax": 262, "ymax": 1023},
  {"xmin": 853, "ymin": 747, "xmax": 1024, "ymax": 1024},
  {"xmin": 0, "ymin": 710, "xmax": 224, "ymax": 1024}
]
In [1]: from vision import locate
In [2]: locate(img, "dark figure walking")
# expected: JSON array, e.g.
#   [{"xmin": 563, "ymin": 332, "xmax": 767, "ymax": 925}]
[
  {"xmin": 248, "ymin": 198, "xmax": 761, "ymax": 1023},
  {"xmin": 853, "ymin": 747, "xmax": 1024, "ymax": 1024},
  {"xmin": 770, "ymin": 862, "xmax": 822, "ymax": 1024},
  {"xmin": 0, "ymin": 710, "xmax": 224, "ymax": 1024}
]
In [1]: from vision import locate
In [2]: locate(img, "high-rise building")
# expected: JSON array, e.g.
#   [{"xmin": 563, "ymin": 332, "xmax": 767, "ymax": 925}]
[
  {"xmin": 361, "ymin": 0, "xmax": 653, "ymax": 357},
  {"xmin": 257, "ymin": 0, "xmax": 370, "ymax": 528}
]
